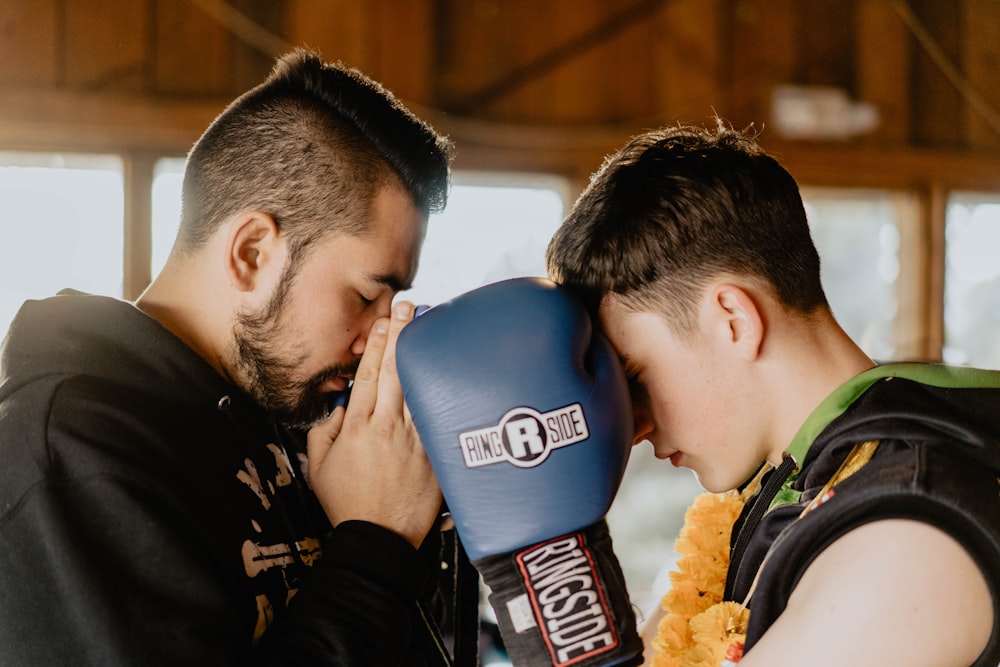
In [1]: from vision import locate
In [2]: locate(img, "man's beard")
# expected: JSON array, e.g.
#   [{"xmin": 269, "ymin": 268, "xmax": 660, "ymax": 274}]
[{"xmin": 231, "ymin": 286, "xmax": 358, "ymax": 429}]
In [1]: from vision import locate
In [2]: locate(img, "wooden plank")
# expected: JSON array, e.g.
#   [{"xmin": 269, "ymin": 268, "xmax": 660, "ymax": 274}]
[
  {"xmin": 371, "ymin": 0, "xmax": 434, "ymax": 104},
  {"xmin": 591, "ymin": 0, "xmax": 655, "ymax": 124},
  {"xmin": 0, "ymin": 0, "xmax": 60, "ymax": 86},
  {"xmin": 909, "ymin": 0, "xmax": 963, "ymax": 148},
  {"xmin": 227, "ymin": 0, "xmax": 285, "ymax": 93},
  {"xmin": 64, "ymin": 0, "xmax": 148, "ymax": 91},
  {"xmin": 653, "ymin": 0, "xmax": 724, "ymax": 126},
  {"xmin": 961, "ymin": 0, "xmax": 1000, "ymax": 149},
  {"xmin": 442, "ymin": 0, "xmax": 662, "ymax": 123},
  {"xmin": 728, "ymin": 0, "xmax": 797, "ymax": 130},
  {"xmin": 795, "ymin": 0, "xmax": 856, "ymax": 87},
  {"xmin": 154, "ymin": 0, "xmax": 230, "ymax": 95},
  {"xmin": 539, "ymin": 0, "xmax": 613, "ymax": 123},
  {"xmin": 509, "ymin": 0, "xmax": 659, "ymax": 124},
  {"xmin": 427, "ymin": 0, "xmax": 501, "ymax": 112},
  {"xmin": 493, "ymin": 1, "xmax": 555, "ymax": 120},
  {"xmin": 284, "ymin": 0, "xmax": 370, "ymax": 69},
  {"xmin": 856, "ymin": 0, "xmax": 910, "ymax": 146}
]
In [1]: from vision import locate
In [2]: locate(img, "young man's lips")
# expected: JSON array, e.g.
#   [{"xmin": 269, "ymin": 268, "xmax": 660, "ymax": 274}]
[{"xmin": 656, "ymin": 449, "xmax": 683, "ymax": 466}]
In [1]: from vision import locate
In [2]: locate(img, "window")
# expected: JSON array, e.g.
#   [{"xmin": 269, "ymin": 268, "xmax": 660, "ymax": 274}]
[
  {"xmin": 944, "ymin": 193, "xmax": 1000, "ymax": 369},
  {"xmin": 401, "ymin": 174, "xmax": 569, "ymax": 305},
  {"xmin": 802, "ymin": 187, "xmax": 910, "ymax": 362},
  {"xmin": 0, "ymin": 153, "xmax": 124, "ymax": 338},
  {"xmin": 152, "ymin": 157, "xmax": 187, "ymax": 278}
]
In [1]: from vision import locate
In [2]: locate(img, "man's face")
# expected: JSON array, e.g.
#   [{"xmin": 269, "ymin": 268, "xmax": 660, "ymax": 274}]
[
  {"xmin": 232, "ymin": 185, "xmax": 425, "ymax": 428},
  {"xmin": 598, "ymin": 295, "xmax": 763, "ymax": 493}
]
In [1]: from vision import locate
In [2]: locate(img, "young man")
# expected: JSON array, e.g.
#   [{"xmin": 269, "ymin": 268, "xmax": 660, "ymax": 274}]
[
  {"xmin": 0, "ymin": 50, "xmax": 454, "ymax": 665},
  {"xmin": 545, "ymin": 124, "xmax": 1000, "ymax": 666}
]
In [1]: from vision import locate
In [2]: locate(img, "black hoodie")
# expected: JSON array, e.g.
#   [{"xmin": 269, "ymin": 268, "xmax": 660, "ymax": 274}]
[
  {"xmin": 725, "ymin": 364, "xmax": 1000, "ymax": 663},
  {"xmin": 0, "ymin": 291, "xmax": 449, "ymax": 666}
]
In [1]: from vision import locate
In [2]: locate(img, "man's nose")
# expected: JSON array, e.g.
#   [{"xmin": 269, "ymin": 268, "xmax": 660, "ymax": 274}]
[{"xmin": 350, "ymin": 298, "xmax": 394, "ymax": 356}]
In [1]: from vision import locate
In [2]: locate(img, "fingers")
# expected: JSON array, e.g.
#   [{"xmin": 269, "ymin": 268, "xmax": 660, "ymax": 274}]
[
  {"xmin": 336, "ymin": 301, "xmax": 415, "ymax": 417},
  {"xmin": 345, "ymin": 316, "xmax": 389, "ymax": 415},
  {"xmin": 374, "ymin": 301, "xmax": 413, "ymax": 414}
]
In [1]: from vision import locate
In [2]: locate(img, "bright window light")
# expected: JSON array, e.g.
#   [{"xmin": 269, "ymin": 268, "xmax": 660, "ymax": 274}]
[
  {"xmin": 802, "ymin": 187, "xmax": 902, "ymax": 361},
  {"xmin": 400, "ymin": 174, "xmax": 568, "ymax": 306},
  {"xmin": 152, "ymin": 157, "xmax": 186, "ymax": 277},
  {"xmin": 0, "ymin": 153, "xmax": 124, "ymax": 339},
  {"xmin": 944, "ymin": 194, "xmax": 1000, "ymax": 368}
]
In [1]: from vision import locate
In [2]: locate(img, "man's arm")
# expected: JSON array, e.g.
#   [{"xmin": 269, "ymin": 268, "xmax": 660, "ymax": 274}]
[{"xmin": 742, "ymin": 519, "xmax": 992, "ymax": 666}]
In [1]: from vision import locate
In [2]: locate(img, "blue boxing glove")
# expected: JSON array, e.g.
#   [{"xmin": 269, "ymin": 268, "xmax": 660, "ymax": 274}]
[{"xmin": 397, "ymin": 277, "xmax": 642, "ymax": 667}]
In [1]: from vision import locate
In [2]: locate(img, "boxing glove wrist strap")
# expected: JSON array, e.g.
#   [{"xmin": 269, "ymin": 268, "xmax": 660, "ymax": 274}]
[{"xmin": 474, "ymin": 519, "xmax": 642, "ymax": 667}]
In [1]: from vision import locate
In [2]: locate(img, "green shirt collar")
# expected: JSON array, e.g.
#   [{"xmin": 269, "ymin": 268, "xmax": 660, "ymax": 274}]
[
  {"xmin": 785, "ymin": 362, "xmax": 1000, "ymax": 467},
  {"xmin": 769, "ymin": 363, "xmax": 1000, "ymax": 511}
]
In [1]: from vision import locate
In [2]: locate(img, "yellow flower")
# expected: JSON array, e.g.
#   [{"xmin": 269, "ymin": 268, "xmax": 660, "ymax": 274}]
[
  {"xmin": 689, "ymin": 601, "xmax": 749, "ymax": 656},
  {"xmin": 652, "ymin": 491, "xmax": 747, "ymax": 666}
]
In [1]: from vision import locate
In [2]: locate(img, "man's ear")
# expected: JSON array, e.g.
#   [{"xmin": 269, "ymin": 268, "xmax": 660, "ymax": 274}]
[
  {"xmin": 224, "ymin": 211, "xmax": 283, "ymax": 293},
  {"xmin": 713, "ymin": 284, "xmax": 764, "ymax": 361}
]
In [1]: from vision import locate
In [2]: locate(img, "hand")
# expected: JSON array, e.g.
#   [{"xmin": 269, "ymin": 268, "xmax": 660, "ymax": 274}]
[{"xmin": 307, "ymin": 301, "xmax": 442, "ymax": 548}]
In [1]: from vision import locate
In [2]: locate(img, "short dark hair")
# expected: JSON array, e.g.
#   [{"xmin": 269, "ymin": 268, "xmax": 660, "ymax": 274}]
[
  {"xmin": 177, "ymin": 49, "xmax": 452, "ymax": 259},
  {"xmin": 545, "ymin": 123, "xmax": 826, "ymax": 335}
]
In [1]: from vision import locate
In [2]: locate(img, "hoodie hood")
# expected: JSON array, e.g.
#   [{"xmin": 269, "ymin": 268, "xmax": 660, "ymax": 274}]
[{"xmin": 0, "ymin": 290, "xmax": 235, "ymax": 408}]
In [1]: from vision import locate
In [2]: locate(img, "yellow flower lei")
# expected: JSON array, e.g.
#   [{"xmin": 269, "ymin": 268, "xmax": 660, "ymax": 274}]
[
  {"xmin": 651, "ymin": 441, "xmax": 879, "ymax": 666},
  {"xmin": 650, "ymin": 489, "xmax": 751, "ymax": 667}
]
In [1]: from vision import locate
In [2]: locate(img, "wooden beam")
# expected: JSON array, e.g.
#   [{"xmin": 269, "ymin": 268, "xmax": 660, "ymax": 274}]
[
  {"xmin": 890, "ymin": 191, "xmax": 927, "ymax": 361},
  {"xmin": 908, "ymin": 0, "xmax": 963, "ymax": 148},
  {"xmin": 962, "ymin": 0, "xmax": 1000, "ymax": 148},
  {"xmin": 796, "ymin": 0, "xmax": 856, "ymax": 87},
  {"xmin": 922, "ymin": 183, "xmax": 947, "ymax": 359},
  {"xmin": 856, "ymin": 0, "xmax": 911, "ymax": 146},
  {"xmin": 0, "ymin": 0, "xmax": 60, "ymax": 86},
  {"xmin": 64, "ymin": 0, "xmax": 148, "ymax": 91},
  {"xmin": 155, "ymin": 0, "xmax": 231, "ymax": 95},
  {"xmin": 0, "ymin": 89, "xmax": 224, "ymax": 154},
  {"xmin": 371, "ymin": 0, "xmax": 434, "ymax": 104},
  {"xmin": 728, "ymin": 0, "xmax": 798, "ymax": 129},
  {"xmin": 123, "ymin": 152, "xmax": 156, "ymax": 300},
  {"xmin": 653, "ymin": 0, "xmax": 724, "ymax": 125},
  {"xmin": 763, "ymin": 138, "xmax": 1000, "ymax": 192},
  {"xmin": 284, "ymin": 0, "xmax": 369, "ymax": 68}
]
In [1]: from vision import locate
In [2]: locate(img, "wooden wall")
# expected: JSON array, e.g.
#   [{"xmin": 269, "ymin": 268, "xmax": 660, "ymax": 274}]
[{"xmin": 1, "ymin": 0, "xmax": 998, "ymax": 187}]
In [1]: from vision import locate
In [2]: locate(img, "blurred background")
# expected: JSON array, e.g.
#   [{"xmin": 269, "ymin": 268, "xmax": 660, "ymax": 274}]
[{"xmin": 2, "ymin": 0, "xmax": 999, "ymax": 637}]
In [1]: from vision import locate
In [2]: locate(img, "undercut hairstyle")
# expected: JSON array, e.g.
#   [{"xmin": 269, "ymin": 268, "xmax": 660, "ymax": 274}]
[
  {"xmin": 545, "ymin": 123, "xmax": 826, "ymax": 336},
  {"xmin": 177, "ymin": 49, "xmax": 452, "ymax": 263}
]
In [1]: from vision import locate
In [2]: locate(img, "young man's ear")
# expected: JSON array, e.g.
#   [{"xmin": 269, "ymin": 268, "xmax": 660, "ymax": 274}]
[
  {"xmin": 224, "ymin": 211, "xmax": 284, "ymax": 293},
  {"xmin": 713, "ymin": 284, "xmax": 764, "ymax": 361}
]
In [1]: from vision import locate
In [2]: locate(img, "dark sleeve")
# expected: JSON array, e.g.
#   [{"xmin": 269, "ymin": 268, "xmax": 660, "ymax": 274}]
[
  {"xmin": 0, "ymin": 471, "xmax": 251, "ymax": 666},
  {"xmin": 256, "ymin": 521, "xmax": 433, "ymax": 666}
]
